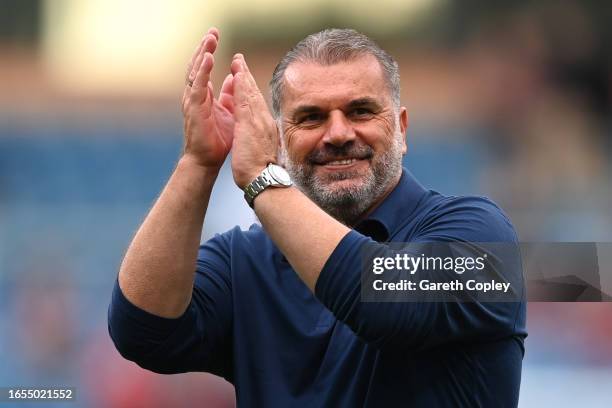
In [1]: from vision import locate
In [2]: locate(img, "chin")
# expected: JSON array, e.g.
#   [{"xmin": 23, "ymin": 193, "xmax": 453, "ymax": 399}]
[
  {"xmin": 326, "ymin": 178, "xmax": 365, "ymax": 192},
  {"xmin": 319, "ymin": 173, "xmax": 369, "ymax": 192},
  {"xmin": 316, "ymin": 165, "xmax": 370, "ymax": 182}
]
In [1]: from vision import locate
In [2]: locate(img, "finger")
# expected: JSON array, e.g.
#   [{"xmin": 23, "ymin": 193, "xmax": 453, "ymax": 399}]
[
  {"xmin": 232, "ymin": 72, "xmax": 248, "ymax": 120},
  {"xmin": 183, "ymin": 29, "xmax": 218, "ymax": 110},
  {"xmin": 183, "ymin": 46, "xmax": 205, "ymax": 109},
  {"xmin": 203, "ymin": 34, "xmax": 218, "ymax": 56},
  {"xmin": 233, "ymin": 71, "xmax": 259, "ymax": 122},
  {"xmin": 188, "ymin": 34, "xmax": 217, "ymax": 86},
  {"xmin": 231, "ymin": 55, "xmax": 267, "ymax": 111},
  {"xmin": 233, "ymin": 55, "xmax": 260, "ymax": 92},
  {"xmin": 185, "ymin": 34, "xmax": 207, "ymax": 83},
  {"xmin": 191, "ymin": 52, "xmax": 214, "ymax": 104},
  {"xmin": 182, "ymin": 87, "xmax": 188, "ymax": 112},
  {"xmin": 230, "ymin": 53, "xmax": 246, "ymax": 76},
  {"xmin": 207, "ymin": 27, "xmax": 220, "ymax": 41},
  {"xmin": 219, "ymin": 73, "xmax": 234, "ymax": 113},
  {"xmin": 220, "ymin": 73, "xmax": 233, "ymax": 96}
]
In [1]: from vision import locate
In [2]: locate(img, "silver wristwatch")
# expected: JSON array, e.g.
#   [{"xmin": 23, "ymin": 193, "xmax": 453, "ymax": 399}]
[{"xmin": 243, "ymin": 163, "xmax": 293, "ymax": 208}]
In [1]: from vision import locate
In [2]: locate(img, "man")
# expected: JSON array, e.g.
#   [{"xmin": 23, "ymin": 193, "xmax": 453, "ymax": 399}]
[{"xmin": 108, "ymin": 27, "xmax": 526, "ymax": 407}]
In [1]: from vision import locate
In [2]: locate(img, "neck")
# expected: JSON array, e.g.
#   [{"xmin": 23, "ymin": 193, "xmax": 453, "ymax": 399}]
[
  {"xmin": 320, "ymin": 169, "xmax": 402, "ymax": 227},
  {"xmin": 350, "ymin": 170, "xmax": 402, "ymax": 226}
]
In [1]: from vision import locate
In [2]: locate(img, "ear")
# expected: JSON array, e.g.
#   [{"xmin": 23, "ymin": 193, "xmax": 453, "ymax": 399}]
[{"xmin": 399, "ymin": 107, "xmax": 408, "ymax": 154}]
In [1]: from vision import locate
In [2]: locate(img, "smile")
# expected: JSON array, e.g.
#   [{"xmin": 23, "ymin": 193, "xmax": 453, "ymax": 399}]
[
  {"xmin": 317, "ymin": 158, "xmax": 369, "ymax": 172},
  {"xmin": 325, "ymin": 158, "xmax": 359, "ymax": 166}
]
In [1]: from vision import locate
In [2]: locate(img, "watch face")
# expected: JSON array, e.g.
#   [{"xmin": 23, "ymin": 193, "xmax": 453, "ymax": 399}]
[{"xmin": 268, "ymin": 164, "xmax": 292, "ymax": 186}]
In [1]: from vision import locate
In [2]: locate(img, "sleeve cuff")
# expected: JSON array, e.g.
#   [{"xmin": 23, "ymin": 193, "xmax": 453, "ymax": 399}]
[{"xmin": 110, "ymin": 278, "xmax": 189, "ymax": 333}]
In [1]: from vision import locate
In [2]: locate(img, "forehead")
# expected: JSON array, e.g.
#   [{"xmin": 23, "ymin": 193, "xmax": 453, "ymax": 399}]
[{"xmin": 281, "ymin": 54, "xmax": 390, "ymax": 113}]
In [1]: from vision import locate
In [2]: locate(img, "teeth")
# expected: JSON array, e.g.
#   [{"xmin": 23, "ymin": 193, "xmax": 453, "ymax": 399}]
[{"xmin": 326, "ymin": 158, "xmax": 357, "ymax": 166}]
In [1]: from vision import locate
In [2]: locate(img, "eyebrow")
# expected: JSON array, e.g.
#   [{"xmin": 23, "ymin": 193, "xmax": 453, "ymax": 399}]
[
  {"xmin": 289, "ymin": 97, "xmax": 382, "ymax": 120},
  {"xmin": 346, "ymin": 97, "xmax": 381, "ymax": 110},
  {"xmin": 290, "ymin": 105, "xmax": 322, "ymax": 120}
]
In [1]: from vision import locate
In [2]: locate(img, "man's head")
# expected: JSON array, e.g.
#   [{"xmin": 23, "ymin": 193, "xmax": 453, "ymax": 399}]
[{"xmin": 270, "ymin": 28, "xmax": 408, "ymax": 225}]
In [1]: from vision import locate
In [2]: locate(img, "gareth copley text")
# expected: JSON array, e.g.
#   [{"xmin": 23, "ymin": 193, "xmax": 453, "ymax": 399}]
[{"xmin": 372, "ymin": 279, "xmax": 512, "ymax": 293}]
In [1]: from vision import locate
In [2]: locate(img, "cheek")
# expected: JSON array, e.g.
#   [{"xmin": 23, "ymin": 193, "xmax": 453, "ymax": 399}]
[
  {"xmin": 285, "ymin": 130, "xmax": 321, "ymax": 162},
  {"xmin": 356, "ymin": 121, "xmax": 396, "ymax": 150}
]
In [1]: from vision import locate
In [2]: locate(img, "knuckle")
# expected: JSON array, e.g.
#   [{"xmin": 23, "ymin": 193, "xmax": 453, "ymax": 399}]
[
  {"xmin": 189, "ymin": 88, "xmax": 204, "ymax": 101},
  {"xmin": 247, "ymin": 90, "xmax": 260, "ymax": 100}
]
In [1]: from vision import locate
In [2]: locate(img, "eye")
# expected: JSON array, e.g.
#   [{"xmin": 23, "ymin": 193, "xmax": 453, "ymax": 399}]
[
  {"xmin": 351, "ymin": 108, "xmax": 373, "ymax": 118},
  {"xmin": 299, "ymin": 113, "xmax": 324, "ymax": 123}
]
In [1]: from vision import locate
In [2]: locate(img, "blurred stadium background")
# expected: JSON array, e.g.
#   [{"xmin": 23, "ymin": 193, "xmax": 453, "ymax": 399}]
[{"xmin": 1, "ymin": 0, "xmax": 611, "ymax": 406}]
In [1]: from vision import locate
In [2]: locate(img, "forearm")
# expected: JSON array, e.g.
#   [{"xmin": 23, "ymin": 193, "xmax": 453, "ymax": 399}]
[
  {"xmin": 254, "ymin": 186, "xmax": 351, "ymax": 291},
  {"xmin": 118, "ymin": 157, "xmax": 218, "ymax": 318}
]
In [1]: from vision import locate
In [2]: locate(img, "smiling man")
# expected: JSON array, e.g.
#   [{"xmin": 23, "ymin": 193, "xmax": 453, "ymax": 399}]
[
  {"xmin": 277, "ymin": 50, "xmax": 406, "ymax": 225},
  {"xmin": 108, "ymin": 28, "xmax": 526, "ymax": 407}
]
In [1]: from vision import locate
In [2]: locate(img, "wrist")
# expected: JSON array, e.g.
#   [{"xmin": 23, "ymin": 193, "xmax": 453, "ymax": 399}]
[
  {"xmin": 242, "ymin": 163, "xmax": 293, "ymax": 207},
  {"xmin": 234, "ymin": 166, "xmax": 268, "ymax": 190},
  {"xmin": 178, "ymin": 155, "xmax": 221, "ymax": 175},
  {"xmin": 233, "ymin": 154, "xmax": 278, "ymax": 189},
  {"xmin": 177, "ymin": 156, "xmax": 221, "ymax": 184}
]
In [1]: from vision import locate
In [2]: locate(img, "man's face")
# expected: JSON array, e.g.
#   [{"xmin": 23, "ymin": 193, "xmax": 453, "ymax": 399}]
[{"xmin": 280, "ymin": 54, "xmax": 408, "ymax": 224}]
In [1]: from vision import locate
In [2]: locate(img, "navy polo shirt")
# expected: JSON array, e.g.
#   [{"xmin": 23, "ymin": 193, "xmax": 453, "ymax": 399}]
[{"xmin": 108, "ymin": 168, "xmax": 527, "ymax": 407}]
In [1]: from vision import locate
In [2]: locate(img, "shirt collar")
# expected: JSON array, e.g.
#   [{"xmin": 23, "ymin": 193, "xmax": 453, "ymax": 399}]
[{"xmin": 355, "ymin": 168, "xmax": 428, "ymax": 242}]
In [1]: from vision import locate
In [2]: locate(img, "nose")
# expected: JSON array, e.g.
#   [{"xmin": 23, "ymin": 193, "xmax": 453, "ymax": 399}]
[{"xmin": 322, "ymin": 110, "xmax": 356, "ymax": 146}]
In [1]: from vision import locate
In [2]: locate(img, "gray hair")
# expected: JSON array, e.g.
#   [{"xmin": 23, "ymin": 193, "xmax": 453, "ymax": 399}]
[{"xmin": 270, "ymin": 28, "xmax": 401, "ymax": 118}]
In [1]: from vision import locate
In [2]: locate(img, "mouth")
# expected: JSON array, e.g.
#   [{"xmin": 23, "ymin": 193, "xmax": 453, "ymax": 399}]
[
  {"xmin": 317, "ymin": 157, "xmax": 370, "ymax": 171},
  {"xmin": 325, "ymin": 158, "xmax": 360, "ymax": 166}
]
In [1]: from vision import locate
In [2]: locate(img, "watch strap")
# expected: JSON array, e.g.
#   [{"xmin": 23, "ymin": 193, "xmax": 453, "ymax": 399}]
[{"xmin": 244, "ymin": 169, "xmax": 273, "ymax": 208}]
